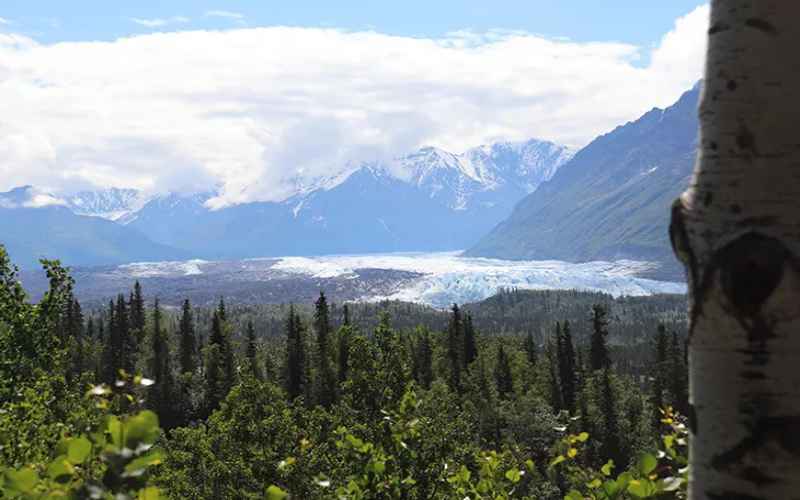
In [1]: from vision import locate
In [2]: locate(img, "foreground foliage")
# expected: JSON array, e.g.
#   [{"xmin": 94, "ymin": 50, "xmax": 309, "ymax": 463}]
[{"xmin": 0, "ymin": 246, "xmax": 689, "ymax": 498}]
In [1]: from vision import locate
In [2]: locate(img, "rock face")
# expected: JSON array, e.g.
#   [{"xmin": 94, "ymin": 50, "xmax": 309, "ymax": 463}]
[{"xmin": 467, "ymin": 84, "xmax": 700, "ymax": 280}]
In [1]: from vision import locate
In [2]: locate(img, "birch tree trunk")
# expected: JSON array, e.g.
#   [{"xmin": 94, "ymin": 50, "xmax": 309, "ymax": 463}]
[{"xmin": 670, "ymin": 1, "xmax": 800, "ymax": 498}]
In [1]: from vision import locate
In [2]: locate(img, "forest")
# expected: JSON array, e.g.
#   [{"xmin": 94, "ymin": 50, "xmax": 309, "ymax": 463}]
[{"xmin": 0, "ymin": 247, "xmax": 690, "ymax": 499}]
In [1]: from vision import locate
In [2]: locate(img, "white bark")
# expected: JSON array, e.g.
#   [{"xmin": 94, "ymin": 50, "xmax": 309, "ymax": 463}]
[{"xmin": 671, "ymin": 1, "xmax": 800, "ymax": 498}]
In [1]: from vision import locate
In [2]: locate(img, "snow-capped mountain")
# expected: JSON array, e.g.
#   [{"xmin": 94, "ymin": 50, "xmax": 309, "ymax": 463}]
[
  {"xmin": 2, "ymin": 137, "xmax": 571, "ymax": 266},
  {"xmin": 66, "ymin": 188, "xmax": 152, "ymax": 222}
]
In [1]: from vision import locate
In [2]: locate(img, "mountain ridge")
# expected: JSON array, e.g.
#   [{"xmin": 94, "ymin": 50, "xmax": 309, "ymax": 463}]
[{"xmin": 466, "ymin": 85, "xmax": 700, "ymax": 280}]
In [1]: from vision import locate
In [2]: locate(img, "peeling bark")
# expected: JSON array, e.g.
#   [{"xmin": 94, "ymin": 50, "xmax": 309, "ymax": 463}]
[{"xmin": 671, "ymin": 1, "xmax": 800, "ymax": 498}]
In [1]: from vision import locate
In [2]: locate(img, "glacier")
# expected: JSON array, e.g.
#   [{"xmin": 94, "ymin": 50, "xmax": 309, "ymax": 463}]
[{"xmin": 270, "ymin": 251, "xmax": 685, "ymax": 308}]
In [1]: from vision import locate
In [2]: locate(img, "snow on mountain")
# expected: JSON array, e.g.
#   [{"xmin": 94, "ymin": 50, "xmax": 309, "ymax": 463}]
[{"xmin": 67, "ymin": 188, "xmax": 152, "ymax": 221}]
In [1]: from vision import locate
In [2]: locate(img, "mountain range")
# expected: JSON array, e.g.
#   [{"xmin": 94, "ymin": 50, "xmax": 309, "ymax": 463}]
[
  {"xmin": 1, "ymin": 139, "xmax": 572, "ymax": 268},
  {"xmin": 466, "ymin": 83, "xmax": 700, "ymax": 280}
]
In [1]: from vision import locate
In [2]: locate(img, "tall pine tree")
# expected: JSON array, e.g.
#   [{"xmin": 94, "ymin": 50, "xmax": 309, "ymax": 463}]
[
  {"xmin": 246, "ymin": 320, "xmax": 262, "ymax": 380},
  {"xmin": 446, "ymin": 304, "xmax": 464, "ymax": 392},
  {"xmin": 494, "ymin": 343, "xmax": 514, "ymax": 399},
  {"xmin": 313, "ymin": 292, "xmax": 336, "ymax": 407},
  {"xmin": 178, "ymin": 299, "xmax": 197, "ymax": 375},
  {"xmin": 589, "ymin": 304, "xmax": 610, "ymax": 371},
  {"xmin": 285, "ymin": 305, "xmax": 308, "ymax": 401},
  {"xmin": 463, "ymin": 313, "xmax": 478, "ymax": 368},
  {"xmin": 149, "ymin": 298, "xmax": 177, "ymax": 428}
]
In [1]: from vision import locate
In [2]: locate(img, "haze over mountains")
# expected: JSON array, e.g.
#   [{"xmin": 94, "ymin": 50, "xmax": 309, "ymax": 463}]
[{"xmin": 2, "ymin": 139, "xmax": 572, "ymax": 268}]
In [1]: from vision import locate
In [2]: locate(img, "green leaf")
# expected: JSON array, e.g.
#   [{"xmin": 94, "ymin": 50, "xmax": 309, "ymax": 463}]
[
  {"xmin": 124, "ymin": 450, "xmax": 164, "ymax": 476},
  {"xmin": 600, "ymin": 460, "xmax": 614, "ymax": 476},
  {"xmin": 67, "ymin": 436, "xmax": 92, "ymax": 464},
  {"xmin": 627, "ymin": 479, "xmax": 651, "ymax": 498},
  {"xmin": 138, "ymin": 486, "xmax": 162, "ymax": 499},
  {"xmin": 266, "ymin": 485, "xmax": 289, "ymax": 499},
  {"xmin": 586, "ymin": 478, "xmax": 602, "ymax": 489},
  {"xmin": 638, "ymin": 453, "xmax": 658, "ymax": 476},
  {"xmin": 577, "ymin": 432, "xmax": 589, "ymax": 442},
  {"xmin": 549, "ymin": 455, "xmax": 566, "ymax": 467},
  {"xmin": 5, "ymin": 468, "xmax": 39, "ymax": 493},
  {"xmin": 46, "ymin": 457, "xmax": 75, "ymax": 481},
  {"xmin": 565, "ymin": 490, "xmax": 584, "ymax": 500},
  {"xmin": 125, "ymin": 410, "xmax": 160, "ymax": 448},
  {"xmin": 107, "ymin": 416, "xmax": 123, "ymax": 449},
  {"xmin": 504, "ymin": 468, "xmax": 521, "ymax": 483}
]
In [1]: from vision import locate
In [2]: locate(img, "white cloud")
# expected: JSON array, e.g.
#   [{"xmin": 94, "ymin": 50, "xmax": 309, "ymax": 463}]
[
  {"xmin": 130, "ymin": 16, "xmax": 190, "ymax": 28},
  {"xmin": 0, "ymin": 17, "xmax": 10, "ymax": 25},
  {"xmin": 205, "ymin": 10, "xmax": 245, "ymax": 20},
  {"xmin": 0, "ymin": 5, "xmax": 709, "ymax": 207}
]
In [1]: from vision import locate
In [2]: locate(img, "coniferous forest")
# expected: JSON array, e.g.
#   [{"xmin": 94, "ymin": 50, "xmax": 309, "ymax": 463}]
[{"xmin": 0, "ymin": 247, "xmax": 691, "ymax": 499}]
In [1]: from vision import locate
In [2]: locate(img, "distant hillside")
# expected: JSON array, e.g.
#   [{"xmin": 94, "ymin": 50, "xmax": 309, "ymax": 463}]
[
  {"xmin": 0, "ymin": 187, "xmax": 188, "ymax": 269},
  {"xmin": 467, "ymin": 84, "xmax": 700, "ymax": 280}
]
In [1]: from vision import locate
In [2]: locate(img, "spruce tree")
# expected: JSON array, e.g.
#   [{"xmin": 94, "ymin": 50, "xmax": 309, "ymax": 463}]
[
  {"xmin": 130, "ymin": 281, "xmax": 146, "ymax": 333},
  {"xmin": 446, "ymin": 304, "xmax": 464, "ymax": 392},
  {"xmin": 599, "ymin": 367, "xmax": 623, "ymax": 468},
  {"xmin": 205, "ymin": 304, "xmax": 235, "ymax": 413},
  {"xmin": 337, "ymin": 324, "xmax": 351, "ymax": 384},
  {"xmin": 547, "ymin": 339, "xmax": 563, "ymax": 412},
  {"xmin": 650, "ymin": 324, "xmax": 669, "ymax": 429},
  {"xmin": 285, "ymin": 305, "xmax": 307, "ymax": 401},
  {"xmin": 342, "ymin": 303, "xmax": 351, "ymax": 327},
  {"xmin": 589, "ymin": 304, "xmax": 610, "ymax": 371},
  {"xmin": 463, "ymin": 313, "xmax": 478, "ymax": 368},
  {"xmin": 669, "ymin": 331, "xmax": 688, "ymax": 414},
  {"xmin": 558, "ymin": 320, "xmax": 577, "ymax": 411},
  {"xmin": 523, "ymin": 330, "xmax": 537, "ymax": 367},
  {"xmin": 178, "ymin": 299, "xmax": 197, "ymax": 375},
  {"xmin": 314, "ymin": 292, "xmax": 336, "ymax": 407},
  {"xmin": 413, "ymin": 328, "xmax": 433, "ymax": 390},
  {"xmin": 150, "ymin": 298, "xmax": 177, "ymax": 428},
  {"xmin": 494, "ymin": 343, "xmax": 514, "ymax": 399},
  {"xmin": 245, "ymin": 320, "xmax": 262, "ymax": 380}
]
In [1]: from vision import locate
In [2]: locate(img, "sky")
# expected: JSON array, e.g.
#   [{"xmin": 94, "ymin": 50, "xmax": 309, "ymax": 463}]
[{"xmin": 0, "ymin": 1, "xmax": 709, "ymax": 207}]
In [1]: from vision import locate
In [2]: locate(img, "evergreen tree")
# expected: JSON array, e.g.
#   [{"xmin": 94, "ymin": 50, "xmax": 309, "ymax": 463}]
[
  {"xmin": 446, "ymin": 304, "xmax": 464, "ymax": 391},
  {"xmin": 65, "ymin": 298, "xmax": 85, "ymax": 379},
  {"xmin": 547, "ymin": 340, "xmax": 563, "ymax": 412},
  {"xmin": 342, "ymin": 303, "xmax": 351, "ymax": 327},
  {"xmin": 558, "ymin": 320, "xmax": 577, "ymax": 411},
  {"xmin": 246, "ymin": 320, "xmax": 262, "ymax": 380},
  {"xmin": 178, "ymin": 299, "xmax": 197, "ymax": 375},
  {"xmin": 101, "ymin": 300, "xmax": 116, "ymax": 384},
  {"xmin": 412, "ymin": 328, "xmax": 433, "ymax": 390},
  {"xmin": 589, "ymin": 304, "xmax": 610, "ymax": 371},
  {"xmin": 669, "ymin": 330, "xmax": 688, "ymax": 414},
  {"xmin": 599, "ymin": 367, "xmax": 624, "ymax": 468},
  {"xmin": 463, "ymin": 313, "xmax": 478, "ymax": 368},
  {"xmin": 313, "ymin": 292, "xmax": 335, "ymax": 407},
  {"xmin": 285, "ymin": 305, "xmax": 307, "ymax": 401},
  {"xmin": 217, "ymin": 297, "xmax": 227, "ymax": 322},
  {"xmin": 650, "ymin": 324, "xmax": 669, "ymax": 429},
  {"xmin": 130, "ymin": 281, "xmax": 146, "ymax": 333},
  {"xmin": 523, "ymin": 330, "xmax": 537, "ymax": 367},
  {"xmin": 374, "ymin": 311, "xmax": 393, "ymax": 356},
  {"xmin": 150, "ymin": 298, "xmax": 177, "ymax": 428},
  {"xmin": 337, "ymin": 324, "xmax": 351, "ymax": 384},
  {"xmin": 494, "ymin": 343, "xmax": 514, "ymax": 399},
  {"xmin": 205, "ymin": 303, "xmax": 235, "ymax": 413}
]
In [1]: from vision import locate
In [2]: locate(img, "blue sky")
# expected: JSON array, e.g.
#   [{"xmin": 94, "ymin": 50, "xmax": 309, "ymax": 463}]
[
  {"xmin": 4, "ymin": 1, "xmax": 705, "ymax": 46},
  {"xmin": 0, "ymin": 2, "xmax": 709, "ymax": 205}
]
